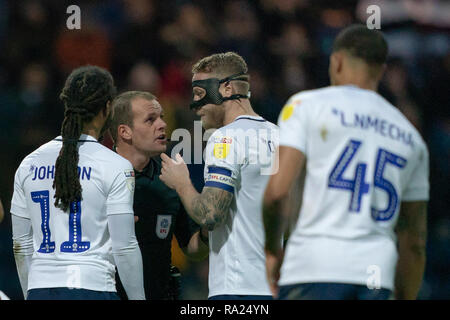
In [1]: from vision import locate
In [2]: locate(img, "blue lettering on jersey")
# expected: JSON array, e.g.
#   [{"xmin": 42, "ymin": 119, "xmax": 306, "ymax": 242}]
[
  {"xmin": 332, "ymin": 108, "xmax": 414, "ymax": 148},
  {"xmin": 46, "ymin": 165, "xmax": 54, "ymax": 179},
  {"xmin": 32, "ymin": 165, "xmax": 92, "ymax": 181},
  {"xmin": 79, "ymin": 166, "xmax": 92, "ymax": 180}
]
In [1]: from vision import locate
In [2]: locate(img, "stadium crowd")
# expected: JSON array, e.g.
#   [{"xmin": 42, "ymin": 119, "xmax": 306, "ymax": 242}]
[{"xmin": 0, "ymin": 0, "xmax": 448, "ymax": 299}]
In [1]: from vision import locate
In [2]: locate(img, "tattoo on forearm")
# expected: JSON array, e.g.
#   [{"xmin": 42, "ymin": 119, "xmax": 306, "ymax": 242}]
[{"xmin": 190, "ymin": 188, "xmax": 233, "ymax": 231}]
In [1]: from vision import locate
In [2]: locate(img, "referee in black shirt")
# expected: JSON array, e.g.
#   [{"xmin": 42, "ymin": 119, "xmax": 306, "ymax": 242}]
[{"xmin": 110, "ymin": 91, "xmax": 209, "ymax": 300}]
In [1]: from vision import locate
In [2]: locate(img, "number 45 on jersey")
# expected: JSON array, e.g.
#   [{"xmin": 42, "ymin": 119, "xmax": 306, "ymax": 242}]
[{"xmin": 328, "ymin": 139, "xmax": 407, "ymax": 222}]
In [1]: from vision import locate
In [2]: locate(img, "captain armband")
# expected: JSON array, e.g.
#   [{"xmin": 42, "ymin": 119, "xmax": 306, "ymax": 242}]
[{"xmin": 204, "ymin": 166, "xmax": 236, "ymax": 193}]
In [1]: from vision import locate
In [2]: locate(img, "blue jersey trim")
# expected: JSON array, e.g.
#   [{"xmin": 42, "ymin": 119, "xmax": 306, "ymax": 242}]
[
  {"xmin": 207, "ymin": 166, "xmax": 232, "ymax": 177},
  {"xmin": 233, "ymin": 117, "xmax": 266, "ymax": 123}
]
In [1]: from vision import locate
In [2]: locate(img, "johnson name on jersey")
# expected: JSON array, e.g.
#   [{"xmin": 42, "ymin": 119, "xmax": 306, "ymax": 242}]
[{"xmin": 11, "ymin": 134, "xmax": 135, "ymax": 292}]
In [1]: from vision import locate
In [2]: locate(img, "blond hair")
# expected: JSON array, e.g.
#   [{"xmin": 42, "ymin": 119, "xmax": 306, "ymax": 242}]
[{"xmin": 192, "ymin": 52, "xmax": 250, "ymax": 95}]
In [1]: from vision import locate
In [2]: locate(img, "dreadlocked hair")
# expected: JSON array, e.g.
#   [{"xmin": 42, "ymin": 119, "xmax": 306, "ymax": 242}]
[{"xmin": 53, "ymin": 65, "xmax": 116, "ymax": 212}]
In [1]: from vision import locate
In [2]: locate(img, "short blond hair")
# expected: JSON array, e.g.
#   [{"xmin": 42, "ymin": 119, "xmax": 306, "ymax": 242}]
[{"xmin": 192, "ymin": 52, "xmax": 250, "ymax": 94}]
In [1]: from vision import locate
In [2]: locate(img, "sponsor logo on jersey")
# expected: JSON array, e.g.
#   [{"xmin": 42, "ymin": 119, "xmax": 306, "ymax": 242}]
[
  {"xmin": 156, "ymin": 215, "xmax": 172, "ymax": 239},
  {"xmin": 214, "ymin": 137, "xmax": 233, "ymax": 144}
]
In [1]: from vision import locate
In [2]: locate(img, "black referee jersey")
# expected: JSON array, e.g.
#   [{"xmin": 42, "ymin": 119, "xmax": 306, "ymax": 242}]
[{"xmin": 116, "ymin": 156, "xmax": 200, "ymax": 300}]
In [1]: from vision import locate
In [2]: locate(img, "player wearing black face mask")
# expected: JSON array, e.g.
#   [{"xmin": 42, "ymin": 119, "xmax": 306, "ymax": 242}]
[
  {"xmin": 160, "ymin": 52, "xmax": 280, "ymax": 300},
  {"xmin": 190, "ymin": 72, "xmax": 251, "ymax": 110}
]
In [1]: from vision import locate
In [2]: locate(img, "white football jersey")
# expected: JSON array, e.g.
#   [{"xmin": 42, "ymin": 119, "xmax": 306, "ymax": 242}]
[
  {"xmin": 11, "ymin": 134, "xmax": 135, "ymax": 292},
  {"xmin": 204, "ymin": 115, "xmax": 279, "ymax": 297},
  {"xmin": 278, "ymin": 85, "xmax": 429, "ymax": 290}
]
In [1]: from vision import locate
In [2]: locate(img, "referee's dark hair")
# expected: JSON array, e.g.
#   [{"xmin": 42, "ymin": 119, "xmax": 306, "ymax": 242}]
[
  {"xmin": 332, "ymin": 24, "xmax": 388, "ymax": 68},
  {"xmin": 53, "ymin": 65, "xmax": 116, "ymax": 212}
]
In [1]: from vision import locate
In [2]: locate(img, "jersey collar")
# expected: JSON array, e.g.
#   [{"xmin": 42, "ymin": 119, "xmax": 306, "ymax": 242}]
[
  {"xmin": 135, "ymin": 157, "xmax": 158, "ymax": 180},
  {"xmin": 79, "ymin": 134, "xmax": 98, "ymax": 141},
  {"xmin": 233, "ymin": 115, "xmax": 266, "ymax": 123},
  {"xmin": 341, "ymin": 84, "xmax": 362, "ymax": 90},
  {"xmin": 54, "ymin": 134, "xmax": 99, "ymax": 143},
  {"xmin": 112, "ymin": 145, "xmax": 158, "ymax": 180}
]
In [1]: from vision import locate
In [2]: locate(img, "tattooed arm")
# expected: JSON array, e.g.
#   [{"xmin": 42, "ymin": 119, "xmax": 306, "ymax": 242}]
[
  {"xmin": 175, "ymin": 186, "xmax": 233, "ymax": 231},
  {"xmin": 159, "ymin": 153, "xmax": 233, "ymax": 231},
  {"xmin": 394, "ymin": 201, "xmax": 428, "ymax": 300}
]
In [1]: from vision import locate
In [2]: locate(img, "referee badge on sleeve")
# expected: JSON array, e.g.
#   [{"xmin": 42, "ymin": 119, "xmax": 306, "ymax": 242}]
[{"xmin": 156, "ymin": 215, "xmax": 172, "ymax": 239}]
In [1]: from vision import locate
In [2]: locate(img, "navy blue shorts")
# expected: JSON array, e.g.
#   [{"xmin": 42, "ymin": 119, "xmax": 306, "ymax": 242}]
[
  {"xmin": 278, "ymin": 283, "xmax": 392, "ymax": 300},
  {"xmin": 27, "ymin": 288, "xmax": 120, "ymax": 300},
  {"xmin": 208, "ymin": 294, "xmax": 273, "ymax": 300}
]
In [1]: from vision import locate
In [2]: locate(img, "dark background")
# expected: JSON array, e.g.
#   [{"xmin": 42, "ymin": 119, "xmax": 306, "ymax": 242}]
[{"xmin": 0, "ymin": 0, "xmax": 448, "ymax": 300}]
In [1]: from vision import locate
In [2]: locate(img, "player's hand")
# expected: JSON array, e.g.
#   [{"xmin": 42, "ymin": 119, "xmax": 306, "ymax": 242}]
[
  {"xmin": 160, "ymin": 153, "xmax": 190, "ymax": 192},
  {"xmin": 265, "ymin": 250, "xmax": 284, "ymax": 299}
]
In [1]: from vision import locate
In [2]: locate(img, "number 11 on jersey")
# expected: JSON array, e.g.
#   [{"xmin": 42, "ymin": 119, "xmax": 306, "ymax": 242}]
[
  {"xmin": 31, "ymin": 191, "xmax": 56, "ymax": 253},
  {"xmin": 61, "ymin": 201, "xmax": 90, "ymax": 253},
  {"xmin": 31, "ymin": 190, "xmax": 90, "ymax": 253}
]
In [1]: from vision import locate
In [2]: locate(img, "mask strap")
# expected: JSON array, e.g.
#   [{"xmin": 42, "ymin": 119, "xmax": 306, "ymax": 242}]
[
  {"xmin": 219, "ymin": 71, "xmax": 248, "ymax": 84},
  {"xmin": 220, "ymin": 72, "xmax": 250, "ymax": 102},
  {"xmin": 222, "ymin": 92, "xmax": 250, "ymax": 102},
  {"xmin": 190, "ymin": 72, "xmax": 249, "ymax": 109}
]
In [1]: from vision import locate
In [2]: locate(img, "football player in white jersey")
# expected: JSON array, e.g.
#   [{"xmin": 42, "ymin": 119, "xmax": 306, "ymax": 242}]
[
  {"xmin": 11, "ymin": 66, "xmax": 145, "ymax": 300},
  {"xmin": 263, "ymin": 25, "xmax": 429, "ymax": 300},
  {"xmin": 159, "ymin": 52, "xmax": 280, "ymax": 299}
]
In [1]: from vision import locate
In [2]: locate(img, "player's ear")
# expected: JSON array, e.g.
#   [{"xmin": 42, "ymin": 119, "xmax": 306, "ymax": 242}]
[
  {"xmin": 118, "ymin": 124, "xmax": 132, "ymax": 140},
  {"xmin": 221, "ymin": 80, "xmax": 233, "ymax": 98}
]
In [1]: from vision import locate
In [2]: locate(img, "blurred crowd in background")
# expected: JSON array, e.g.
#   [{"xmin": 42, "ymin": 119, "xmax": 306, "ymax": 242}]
[{"xmin": 0, "ymin": 0, "xmax": 448, "ymax": 300}]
